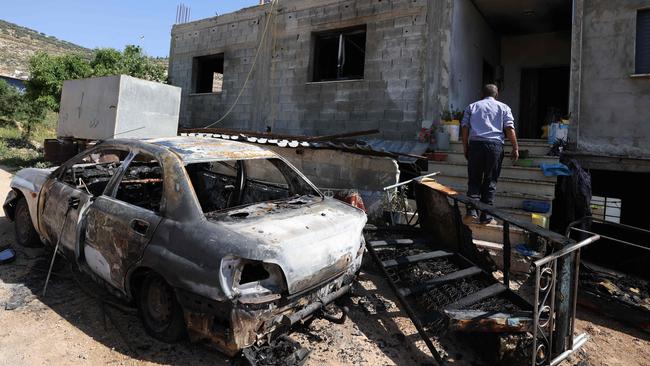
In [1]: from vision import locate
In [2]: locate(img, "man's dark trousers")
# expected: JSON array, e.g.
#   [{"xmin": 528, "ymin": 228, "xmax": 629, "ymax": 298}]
[{"xmin": 467, "ymin": 140, "xmax": 504, "ymax": 221}]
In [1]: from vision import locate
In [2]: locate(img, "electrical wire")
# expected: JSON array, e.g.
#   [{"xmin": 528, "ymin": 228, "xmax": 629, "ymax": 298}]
[{"xmin": 201, "ymin": 0, "xmax": 279, "ymax": 129}]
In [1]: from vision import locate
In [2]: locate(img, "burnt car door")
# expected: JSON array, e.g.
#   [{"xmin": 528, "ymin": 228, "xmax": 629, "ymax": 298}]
[
  {"xmin": 82, "ymin": 152, "xmax": 163, "ymax": 290},
  {"xmin": 39, "ymin": 148, "xmax": 130, "ymax": 253}
]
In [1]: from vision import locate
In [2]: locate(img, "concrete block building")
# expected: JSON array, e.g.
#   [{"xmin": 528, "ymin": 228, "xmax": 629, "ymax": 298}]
[{"xmin": 169, "ymin": 0, "xmax": 650, "ymax": 228}]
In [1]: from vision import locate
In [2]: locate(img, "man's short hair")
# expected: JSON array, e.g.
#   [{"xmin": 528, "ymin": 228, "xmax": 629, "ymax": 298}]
[{"xmin": 483, "ymin": 84, "xmax": 498, "ymax": 98}]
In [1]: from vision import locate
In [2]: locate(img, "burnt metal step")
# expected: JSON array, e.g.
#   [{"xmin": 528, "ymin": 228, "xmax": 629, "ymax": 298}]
[
  {"xmin": 398, "ymin": 266, "xmax": 482, "ymax": 297},
  {"xmin": 368, "ymin": 237, "xmax": 431, "ymax": 248},
  {"xmin": 381, "ymin": 250, "xmax": 453, "ymax": 269},
  {"xmin": 365, "ymin": 229, "xmax": 535, "ymax": 365},
  {"xmin": 444, "ymin": 283, "xmax": 507, "ymax": 310}
]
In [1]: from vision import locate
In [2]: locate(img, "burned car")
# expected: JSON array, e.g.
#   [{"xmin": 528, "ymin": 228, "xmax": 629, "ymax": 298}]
[{"xmin": 3, "ymin": 137, "xmax": 367, "ymax": 355}]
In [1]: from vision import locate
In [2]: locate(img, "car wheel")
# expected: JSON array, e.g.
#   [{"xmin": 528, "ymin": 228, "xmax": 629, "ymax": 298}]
[
  {"xmin": 14, "ymin": 197, "xmax": 42, "ymax": 248},
  {"xmin": 138, "ymin": 273, "xmax": 186, "ymax": 343}
]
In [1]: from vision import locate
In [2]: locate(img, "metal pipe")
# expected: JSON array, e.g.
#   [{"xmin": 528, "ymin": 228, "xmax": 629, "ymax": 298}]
[
  {"xmin": 503, "ymin": 222, "xmax": 511, "ymax": 289},
  {"xmin": 549, "ymin": 333, "xmax": 589, "ymax": 366},
  {"xmin": 569, "ymin": 227, "xmax": 650, "ymax": 252},
  {"xmin": 534, "ymin": 235, "xmax": 600, "ymax": 267},
  {"xmin": 573, "ymin": 216, "xmax": 650, "ymax": 236},
  {"xmin": 383, "ymin": 172, "xmax": 440, "ymax": 191},
  {"xmin": 569, "ymin": 248, "xmax": 582, "ymax": 347}
]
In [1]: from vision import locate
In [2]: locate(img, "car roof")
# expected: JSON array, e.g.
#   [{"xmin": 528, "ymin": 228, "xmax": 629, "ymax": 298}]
[{"xmin": 145, "ymin": 136, "xmax": 277, "ymax": 164}]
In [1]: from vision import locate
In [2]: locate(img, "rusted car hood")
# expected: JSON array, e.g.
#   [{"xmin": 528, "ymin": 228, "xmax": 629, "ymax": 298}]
[{"xmin": 206, "ymin": 197, "xmax": 367, "ymax": 294}]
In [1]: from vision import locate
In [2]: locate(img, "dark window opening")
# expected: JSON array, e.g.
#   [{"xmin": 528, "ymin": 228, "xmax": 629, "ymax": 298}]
[
  {"xmin": 636, "ymin": 9, "xmax": 650, "ymax": 74},
  {"xmin": 114, "ymin": 153, "xmax": 164, "ymax": 212},
  {"xmin": 60, "ymin": 149, "xmax": 130, "ymax": 197},
  {"xmin": 312, "ymin": 26, "xmax": 366, "ymax": 82},
  {"xmin": 194, "ymin": 53, "xmax": 224, "ymax": 93}
]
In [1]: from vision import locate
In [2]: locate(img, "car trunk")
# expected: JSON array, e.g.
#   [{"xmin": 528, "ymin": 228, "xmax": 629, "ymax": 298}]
[{"xmin": 206, "ymin": 196, "xmax": 367, "ymax": 294}]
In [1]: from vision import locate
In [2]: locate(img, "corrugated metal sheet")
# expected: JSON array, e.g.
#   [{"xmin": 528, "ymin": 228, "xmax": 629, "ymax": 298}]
[{"xmin": 179, "ymin": 132, "xmax": 428, "ymax": 162}]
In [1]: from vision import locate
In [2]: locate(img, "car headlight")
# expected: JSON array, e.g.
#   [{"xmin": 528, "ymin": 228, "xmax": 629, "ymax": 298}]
[{"xmin": 220, "ymin": 257, "xmax": 286, "ymax": 302}]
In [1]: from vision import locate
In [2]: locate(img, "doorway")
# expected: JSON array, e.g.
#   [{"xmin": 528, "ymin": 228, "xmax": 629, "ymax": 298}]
[{"xmin": 518, "ymin": 67, "xmax": 570, "ymax": 139}]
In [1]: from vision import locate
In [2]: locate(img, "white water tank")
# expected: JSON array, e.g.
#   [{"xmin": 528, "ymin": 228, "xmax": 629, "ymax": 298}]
[{"xmin": 57, "ymin": 75, "xmax": 181, "ymax": 140}]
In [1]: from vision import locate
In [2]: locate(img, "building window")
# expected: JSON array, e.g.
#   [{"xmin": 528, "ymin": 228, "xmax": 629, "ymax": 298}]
[
  {"xmin": 194, "ymin": 53, "xmax": 224, "ymax": 93},
  {"xmin": 312, "ymin": 26, "xmax": 366, "ymax": 82},
  {"xmin": 591, "ymin": 196, "xmax": 622, "ymax": 223},
  {"xmin": 636, "ymin": 9, "xmax": 650, "ymax": 74}
]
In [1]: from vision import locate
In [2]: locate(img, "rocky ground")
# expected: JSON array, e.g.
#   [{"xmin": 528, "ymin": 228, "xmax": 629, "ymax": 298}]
[{"xmin": 0, "ymin": 167, "xmax": 648, "ymax": 366}]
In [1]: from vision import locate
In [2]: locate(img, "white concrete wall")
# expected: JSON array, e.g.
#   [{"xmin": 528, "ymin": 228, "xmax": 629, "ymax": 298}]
[
  {"xmin": 500, "ymin": 31, "xmax": 571, "ymax": 123},
  {"xmin": 449, "ymin": 0, "xmax": 500, "ymax": 112}
]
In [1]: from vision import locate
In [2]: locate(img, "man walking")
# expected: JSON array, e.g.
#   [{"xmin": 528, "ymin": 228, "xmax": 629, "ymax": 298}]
[{"xmin": 461, "ymin": 84, "xmax": 519, "ymax": 224}]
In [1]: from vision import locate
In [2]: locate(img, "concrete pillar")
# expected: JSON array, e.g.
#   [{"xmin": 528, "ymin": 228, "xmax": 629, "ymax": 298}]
[
  {"xmin": 567, "ymin": 0, "xmax": 584, "ymax": 150},
  {"xmin": 423, "ymin": 0, "xmax": 453, "ymax": 125}
]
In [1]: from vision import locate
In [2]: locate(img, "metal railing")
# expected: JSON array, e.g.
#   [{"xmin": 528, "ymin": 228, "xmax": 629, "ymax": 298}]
[
  {"xmin": 382, "ymin": 172, "xmax": 439, "ymax": 226},
  {"xmin": 566, "ymin": 216, "xmax": 650, "ymax": 252},
  {"xmin": 532, "ymin": 235, "xmax": 600, "ymax": 366},
  {"xmin": 405, "ymin": 175, "xmax": 602, "ymax": 365}
]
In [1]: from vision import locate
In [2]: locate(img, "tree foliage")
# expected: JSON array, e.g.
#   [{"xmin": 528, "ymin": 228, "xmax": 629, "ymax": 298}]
[
  {"xmin": 0, "ymin": 79, "xmax": 48, "ymax": 139},
  {"xmin": 0, "ymin": 79, "xmax": 23, "ymax": 120},
  {"xmin": 92, "ymin": 45, "xmax": 167, "ymax": 81},
  {"xmin": 25, "ymin": 45, "xmax": 167, "ymax": 112},
  {"xmin": 25, "ymin": 52, "xmax": 92, "ymax": 111}
]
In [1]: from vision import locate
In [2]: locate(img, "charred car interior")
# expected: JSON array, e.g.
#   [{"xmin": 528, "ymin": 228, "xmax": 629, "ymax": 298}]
[{"xmin": 186, "ymin": 157, "xmax": 321, "ymax": 215}]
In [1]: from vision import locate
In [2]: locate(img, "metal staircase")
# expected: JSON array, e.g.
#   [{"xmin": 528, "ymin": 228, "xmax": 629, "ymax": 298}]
[
  {"xmin": 426, "ymin": 139, "xmax": 559, "ymax": 269},
  {"xmin": 369, "ymin": 178, "xmax": 599, "ymax": 366}
]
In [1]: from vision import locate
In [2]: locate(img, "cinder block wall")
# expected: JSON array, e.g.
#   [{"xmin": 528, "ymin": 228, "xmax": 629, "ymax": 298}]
[{"xmin": 169, "ymin": 0, "xmax": 432, "ymax": 140}]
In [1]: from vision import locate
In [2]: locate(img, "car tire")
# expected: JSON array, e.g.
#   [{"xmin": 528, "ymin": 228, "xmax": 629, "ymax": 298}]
[
  {"xmin": 14, "ymin": 197, "xmax": 42, "ymax": 248},
  {"xmin": 137, "ymin": 273, "xmax": 187, "ymax": 343}
]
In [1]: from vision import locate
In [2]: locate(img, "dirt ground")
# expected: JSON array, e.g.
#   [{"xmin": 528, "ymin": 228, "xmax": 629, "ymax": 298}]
[{"xmin": 0, "ymin": 166, "xmax": 648, "ymax": 366}]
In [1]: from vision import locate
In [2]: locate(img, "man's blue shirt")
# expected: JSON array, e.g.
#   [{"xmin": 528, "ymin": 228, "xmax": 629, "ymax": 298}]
[{"xmin": 461, "ymin": 97, "xmax": 515, "ymax": 144}]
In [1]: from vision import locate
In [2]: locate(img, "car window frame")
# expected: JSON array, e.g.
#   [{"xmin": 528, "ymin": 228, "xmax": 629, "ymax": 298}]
[
  {"xmin": 103, "ymin": 150, "xmax": 166, "ymax": 216},
  {"xmin": 52, "ymin": 146, "xmax": 135, "ymax": 197},
  {"xmin": 184, "ymin": 156, "xmax": 324, "ymax": 215}
]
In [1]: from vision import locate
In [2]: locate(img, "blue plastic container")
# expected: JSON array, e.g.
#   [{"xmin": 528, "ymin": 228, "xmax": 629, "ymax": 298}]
[{"xmin": 522, "ymin": 200, "xmax": 551, "ymax": 213}]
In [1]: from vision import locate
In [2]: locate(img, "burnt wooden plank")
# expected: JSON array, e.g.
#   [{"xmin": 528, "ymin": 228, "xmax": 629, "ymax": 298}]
[
  {"xmin": 369, "ymin": 238, "xmax": 431, "ymax": 248},
  {"xmin": 381, "ymin": 250, "xmax": 453, "ymax": 269},
  {"xmin": 445, "ymin": 283, "xmax": 507, "ymax": 310},
  {"xmin": 398, "ymin": 266, "xmax": 482, "ymax": 297}
]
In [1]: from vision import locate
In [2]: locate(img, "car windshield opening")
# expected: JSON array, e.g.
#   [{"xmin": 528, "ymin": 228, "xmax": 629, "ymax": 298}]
[{"xmin": 185, "ymin": 158, "xmax": 321, "ymax": 214}]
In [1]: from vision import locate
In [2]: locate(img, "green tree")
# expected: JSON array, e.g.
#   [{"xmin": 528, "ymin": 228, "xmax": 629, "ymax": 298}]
[
  {"xmin": 92, "ymin": 45, "xmax": 166, "ymax": 82},
  {"xmin": 25, "ymin": 52, "xmax": 92, "ymax": 111},
  {"xmin": 19, "ymin": 98, "xmax": 48, "ymax": 139},
  {"xmin": 25, "ymin": 45, "xmax": 167, "ymax": 112},
  {"xmin": 0, "ymin": 79, "xmax": 23, "ymax": 120}
]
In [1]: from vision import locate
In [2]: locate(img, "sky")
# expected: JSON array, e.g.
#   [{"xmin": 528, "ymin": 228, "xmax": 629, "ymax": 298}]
[{"xmin": 3, "ymin": 1, "xmax": 259, "ymax": 57}]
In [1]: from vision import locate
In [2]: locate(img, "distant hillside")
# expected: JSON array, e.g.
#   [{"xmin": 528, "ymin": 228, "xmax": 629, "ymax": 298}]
[{"xmin": 0, "ymin": 19, "xmax": 92, "ymax": 79}]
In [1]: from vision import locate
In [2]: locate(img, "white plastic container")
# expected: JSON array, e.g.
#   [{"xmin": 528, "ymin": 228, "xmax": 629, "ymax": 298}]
[
  {"xmin": 57, "ymin": 75, "xmax": 181, "ymax": 140},
  {"xmin": 445, "ymin": 124, "xmax": 460, "ymax": 142}
]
